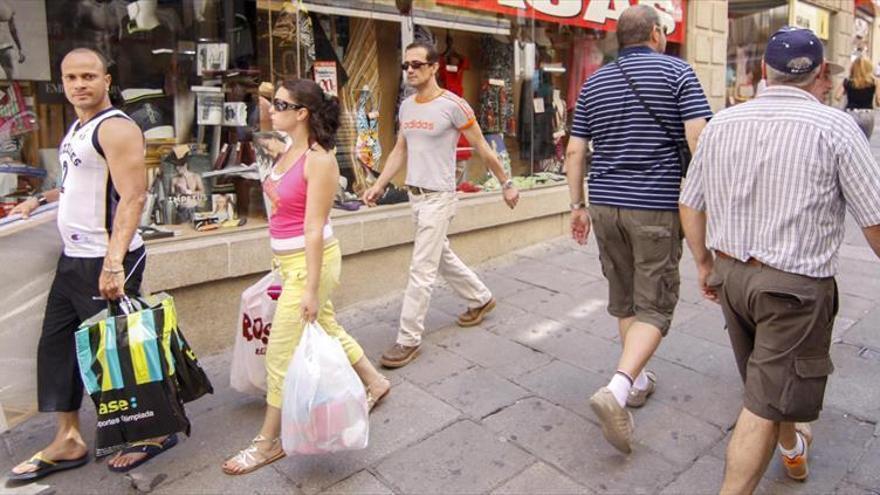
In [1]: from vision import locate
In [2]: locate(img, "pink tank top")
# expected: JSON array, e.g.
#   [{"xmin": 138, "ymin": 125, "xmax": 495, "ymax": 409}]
[{"xmin": 263, "ymin": 149, "xmax": 310, "ymax": 239}]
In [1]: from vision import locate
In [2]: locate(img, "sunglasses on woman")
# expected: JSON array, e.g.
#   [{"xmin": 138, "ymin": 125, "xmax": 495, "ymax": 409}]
[
  {"xmin": 273, "ymin": 98, "xmax": 306, "ymax": 112},
  {"xmin": 401, "ymin": 60, "xmax": 432, "ymax": 71}
]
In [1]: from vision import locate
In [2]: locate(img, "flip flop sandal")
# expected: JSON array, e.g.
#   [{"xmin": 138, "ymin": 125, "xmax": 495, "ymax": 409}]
[
  {"xmin": 7, "ymin": 452, "xmax": 89, "ymax": 482},
  {"xmin": 108, "ymin": 434, "xmax": 178, "ymax": 473},
  {"xmin": 366, "ymin": 377, "xmax": 390, "ymax": 412},
  {"xmin": 222, "ymin": 436, "xmax": 285, "ymax": 476}
]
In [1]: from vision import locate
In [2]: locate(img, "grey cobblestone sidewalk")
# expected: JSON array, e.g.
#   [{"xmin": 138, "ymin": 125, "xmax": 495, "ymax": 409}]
[
  {"xmin": 4, "ymin": 123, "xmax": 880, "ymax": 495},
  {"xmin": 3, "ymin": 225, "xmax": 880, "ymax": 494}
]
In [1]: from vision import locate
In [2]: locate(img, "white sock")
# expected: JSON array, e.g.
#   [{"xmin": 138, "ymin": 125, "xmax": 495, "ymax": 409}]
[
  {"xmin": 779, "ymin": 432, "xmax": 805, "ymax": 458},
  {"xmin": 607, "ymin": 372, "xmax": 632, "ymax": 408},
  {"xmin": 633, "ymin": 370, "xmax": 649, "ymax": 391}
]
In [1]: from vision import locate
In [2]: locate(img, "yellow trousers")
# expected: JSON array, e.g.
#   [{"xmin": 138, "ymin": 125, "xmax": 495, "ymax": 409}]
[{"xmin": 265, "ymin": 240, "xmax": 364, "ymax": 408}]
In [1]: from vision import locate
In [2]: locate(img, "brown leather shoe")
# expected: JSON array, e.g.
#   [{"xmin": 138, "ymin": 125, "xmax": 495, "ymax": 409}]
[
  {"xmin": 380, "ymin": 343, "xmax": 420, "ymax": 369},
  {"xmin": 589, "ymin": 387, "xmax": 633, "ymax": 454},
  {"xmin": 626, "ymin": 370, "xmax": 657, "ymax": 408},
  {"xmin": 457, "ymin": 297, "xmax": 497, "ymax": 327}
]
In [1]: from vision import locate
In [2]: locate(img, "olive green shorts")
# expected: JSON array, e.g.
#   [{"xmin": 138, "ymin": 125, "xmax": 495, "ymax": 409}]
[{"xmin": 589, "ymin": 204, "xmax": 683, "ymax": 336}]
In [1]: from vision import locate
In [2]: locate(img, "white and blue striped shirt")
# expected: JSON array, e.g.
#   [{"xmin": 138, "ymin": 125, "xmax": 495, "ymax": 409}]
[
  {"xmin": 680, "ymin": 86, "xmax": 880, "ymax": 278},
  {"xmin": 572, "ymin": 46, "xmax": 712, "ymax": 211}
]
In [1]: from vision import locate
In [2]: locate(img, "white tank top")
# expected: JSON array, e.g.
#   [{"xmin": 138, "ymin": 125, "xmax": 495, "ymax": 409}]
[{"xmin": 57, "ymin": 107, "xmax": 144, "ymax": 258}]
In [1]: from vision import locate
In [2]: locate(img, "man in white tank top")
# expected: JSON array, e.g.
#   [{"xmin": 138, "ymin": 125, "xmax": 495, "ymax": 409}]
[
  {"xmin": 8, "ymin": 48, "xmax": 170, "ymax": 481},
  {"xmin": 363, "ymin": 41, "xmax": 520, "ymax": 369}
]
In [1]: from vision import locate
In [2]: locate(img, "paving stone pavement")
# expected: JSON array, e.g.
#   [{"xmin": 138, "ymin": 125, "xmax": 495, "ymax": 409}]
[
  {"xmin": 5, "ymin": 129, "xmax": 880, "ymax": 495},
  {"xmin": 4, "ymin": 226, "xmax": 880, "ymax": 495}
]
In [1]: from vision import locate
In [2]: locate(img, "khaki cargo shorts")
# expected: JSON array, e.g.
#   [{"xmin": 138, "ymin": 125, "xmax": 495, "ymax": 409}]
[
  {"xmin": 711, "ymin": 255, "xmax": 838, "ymax": 422},
  {"xmin": 589, "ymin": 204, "xmax": 683, "ymax": 336}
]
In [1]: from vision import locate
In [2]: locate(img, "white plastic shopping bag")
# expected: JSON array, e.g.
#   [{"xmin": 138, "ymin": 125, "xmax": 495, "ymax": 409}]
[
  {"xmin": 230, "ymin": 271, "xmax": 282, "ymax": 395},
  {"xmin": 281, "ymin": 321, "xmax": 369, "ymax": 455}
]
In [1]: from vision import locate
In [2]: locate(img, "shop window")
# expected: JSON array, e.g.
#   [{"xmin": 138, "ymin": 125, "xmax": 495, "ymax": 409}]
[
  {"xmin": 2, "ymin": 0, "xmax": 689, "ymax": 242},
  {"xmin": 2, "ymin": 0, "xmax": 267, "ymax": 242},
  {"xmin": 726, "ymin": 1, "xmax": 789, "ymax": 106}
]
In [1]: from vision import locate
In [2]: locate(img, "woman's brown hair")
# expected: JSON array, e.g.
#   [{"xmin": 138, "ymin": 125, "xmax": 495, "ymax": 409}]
[{"xmin": 278, "ymin": 78, "xmax": 341, "ymax": 150}]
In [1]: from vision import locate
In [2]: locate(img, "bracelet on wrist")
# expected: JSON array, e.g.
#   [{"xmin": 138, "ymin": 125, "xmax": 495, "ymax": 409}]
[
  {"xmin": 102, "ymin": 266, "xmax": 124, "ymax": 274},
  {"xmin": 570, "ymin": 201, "xmax": 587, "ymax": 211}
]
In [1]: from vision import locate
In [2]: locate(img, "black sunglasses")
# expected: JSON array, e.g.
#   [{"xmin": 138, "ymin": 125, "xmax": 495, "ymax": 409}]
[
  {"xmin": 401, "ymin": 60, "xmax": 433, "ymax": 71},
  {"xmin": 273, "ymin": 98, "xmax": 306, "ymax": 112}
]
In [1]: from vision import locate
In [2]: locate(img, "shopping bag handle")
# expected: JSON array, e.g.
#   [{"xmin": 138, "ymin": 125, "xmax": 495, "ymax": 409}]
[
  {"xmin": 108, "ymin": 295, "xmax": 147, "ymax": 316},
  {"xmin": 93, "ymin": 250, "xmax": 148, "ymax": 313}
]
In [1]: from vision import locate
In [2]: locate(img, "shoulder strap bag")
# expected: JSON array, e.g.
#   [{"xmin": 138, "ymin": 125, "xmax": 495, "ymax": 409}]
[{"xmin": 614, "ymin": 61, "xmax": 693, "ymax": 178}]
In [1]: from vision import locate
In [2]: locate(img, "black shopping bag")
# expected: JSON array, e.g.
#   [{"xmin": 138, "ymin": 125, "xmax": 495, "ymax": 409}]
[
  {"xmin": 170, "ymin": 326, "xmax": 214, "ymax": 403},
  {"xmin": 75, "ymin": 296, "xmax": 190, "ymax": 457}
]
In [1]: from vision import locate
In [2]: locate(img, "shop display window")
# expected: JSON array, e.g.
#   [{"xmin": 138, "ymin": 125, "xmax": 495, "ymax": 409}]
[
  {"xmin": 1, "ymin": 0, "xmax": 687, "ymax": 241},
  {"xmin": 726, "ymin": 0, "xmax": 789, "ymax": 107}
]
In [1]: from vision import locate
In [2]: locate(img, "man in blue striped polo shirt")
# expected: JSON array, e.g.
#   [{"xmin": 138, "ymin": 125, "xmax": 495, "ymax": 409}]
[{"xmin": 564, "ymin": 4, "xmax": 712, "ymax": 454}]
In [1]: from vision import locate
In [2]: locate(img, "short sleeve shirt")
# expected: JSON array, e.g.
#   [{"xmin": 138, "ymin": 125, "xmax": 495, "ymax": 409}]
[
  {"xmin": 571, "ymin": 46, "xmax": 712, "ymax": 211},
  {"xmin": 399, "ymin": 90, "xmax": 476, "ymax": 192},
  {"xmin": 679, "ymin": 86, "xmax": 880, "ymax": 278}
]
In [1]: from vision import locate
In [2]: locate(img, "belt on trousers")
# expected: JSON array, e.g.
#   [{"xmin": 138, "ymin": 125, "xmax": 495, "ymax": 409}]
[
  {"xmin": 715, "ymin": 250, "xmax": 764, "ymax": 268},
  {"xmin": 405, "ymin": 185, "xmax": 440, "ymax": 195}
]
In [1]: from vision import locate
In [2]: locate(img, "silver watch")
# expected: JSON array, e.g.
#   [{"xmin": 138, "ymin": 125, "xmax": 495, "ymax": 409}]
[
  {"xmin": 570, "ymin": 201, "xmax": 587, "ymax": 211},
  {"xmin": 502, "ymin": 179, "xmax": 514, "ymax": 190}
]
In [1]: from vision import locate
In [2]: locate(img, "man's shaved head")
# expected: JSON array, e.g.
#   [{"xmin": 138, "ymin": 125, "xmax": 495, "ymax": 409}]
[{"xmin": 62, "ymin": 48, "xmax": 109, "ymax": 74}]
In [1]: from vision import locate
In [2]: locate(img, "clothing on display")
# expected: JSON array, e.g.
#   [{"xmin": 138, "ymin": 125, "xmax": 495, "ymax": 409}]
[
  {"xmin": 272, "ymin": 2, "xmax": 315, "ymax": 79},
  {"xmin": 439, "ymin": 54, "xmax": 469, "ymax": 97},
  {"xmin": 439, "ymin": 50, "xmax": 472, "ymax": 162},
  {"xmin": 340, "ymin": 17, "xmax": 381, "ymax": 192},
  {"xmin": 518, "ymin": 72, "xmax": 555, "ymax": 164},
  {"xmin": 232, "ymin": 14, "xmax": 255, "ymax": 64},
  {"xmin": 478, "ymin": 35, "xmax": 515, "ymax": 136},
  {"xmin": 116, "ymin": 22, "xmax": 176, "ymax": 90},
  {"xmin": 122, "ymin": 91, "xmax": 175, "ymax": 138},
  {"xmin": 567, "ymin": 37, "xmax": 604, "ymax": 110},
  {"xmin": 539, "ymin": 89, "xmax": 567, "ymax": 173},
  {"xmin": 355, "ymin": 88, "xmax": 381, "ymax": 171}
]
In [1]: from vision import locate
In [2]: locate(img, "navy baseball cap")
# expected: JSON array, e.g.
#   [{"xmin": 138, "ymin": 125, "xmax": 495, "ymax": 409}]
[{"xmin": 765, "ymin": 26, "xmax": 824, "ymax": 74}]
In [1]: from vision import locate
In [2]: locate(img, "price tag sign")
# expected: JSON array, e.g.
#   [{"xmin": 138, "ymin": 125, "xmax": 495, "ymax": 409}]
[
  {"xmin": 313, "ymin": 61, "xmax": 338, "ymax": 96},
  {"xmin": 533, "ymin": 97, "xmax": 545, "ymax": 114}
]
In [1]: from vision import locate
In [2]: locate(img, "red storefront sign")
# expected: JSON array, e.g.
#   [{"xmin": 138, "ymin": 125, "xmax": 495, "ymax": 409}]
[{"xmin": 436, "ymin": 0, "xmax": 687, "ymax": 44}]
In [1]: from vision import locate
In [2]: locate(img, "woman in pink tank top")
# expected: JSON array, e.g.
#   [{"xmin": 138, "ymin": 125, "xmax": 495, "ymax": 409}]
[{"xmin": 223, "ymin": 79, "xmax": 390, "ymax": 475}]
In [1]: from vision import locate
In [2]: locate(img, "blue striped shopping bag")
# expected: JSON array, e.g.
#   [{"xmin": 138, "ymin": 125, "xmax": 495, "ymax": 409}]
[{"xmin": 75, "ymin": 294, "xmax": 191, "ymax": 457}]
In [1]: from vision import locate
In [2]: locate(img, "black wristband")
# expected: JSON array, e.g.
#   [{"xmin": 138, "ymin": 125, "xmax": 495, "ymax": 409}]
[{"xmin": 36, "ymin": 193, "xmax": 48, "ymax": 206}]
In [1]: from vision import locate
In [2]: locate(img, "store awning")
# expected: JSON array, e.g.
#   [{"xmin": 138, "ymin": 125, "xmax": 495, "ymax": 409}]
[{"xmin": 435, "ymin": 0, "xmax": 687, "ymax": 44}]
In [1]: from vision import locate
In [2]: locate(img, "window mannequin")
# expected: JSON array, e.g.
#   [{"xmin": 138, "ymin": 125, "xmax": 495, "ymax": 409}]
[
  {"xmin": 127, "ymin": 0, "xmax": 160, "ymax": 32},
  {"xmin": 0, "ymin": 0, "xmax": 24, "ymax": 81},
  {"xmin": 69, "ymin": 0, "xmax": 127, "ymax": 66}
]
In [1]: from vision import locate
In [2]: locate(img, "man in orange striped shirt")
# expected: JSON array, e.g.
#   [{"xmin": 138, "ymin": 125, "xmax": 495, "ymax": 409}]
[{"xmin": 364, "ymin": 41, "xmax": 519, "ymax": 368}]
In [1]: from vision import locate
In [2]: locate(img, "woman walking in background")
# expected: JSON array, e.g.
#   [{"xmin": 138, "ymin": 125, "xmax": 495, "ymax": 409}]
[
  {"xmin": 221, "ymin": 79, "xmax": 390, "ymax": 475},
  {"xmin": 836, "ymin": 56, "xmax": 879, "ymax": 138}
]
